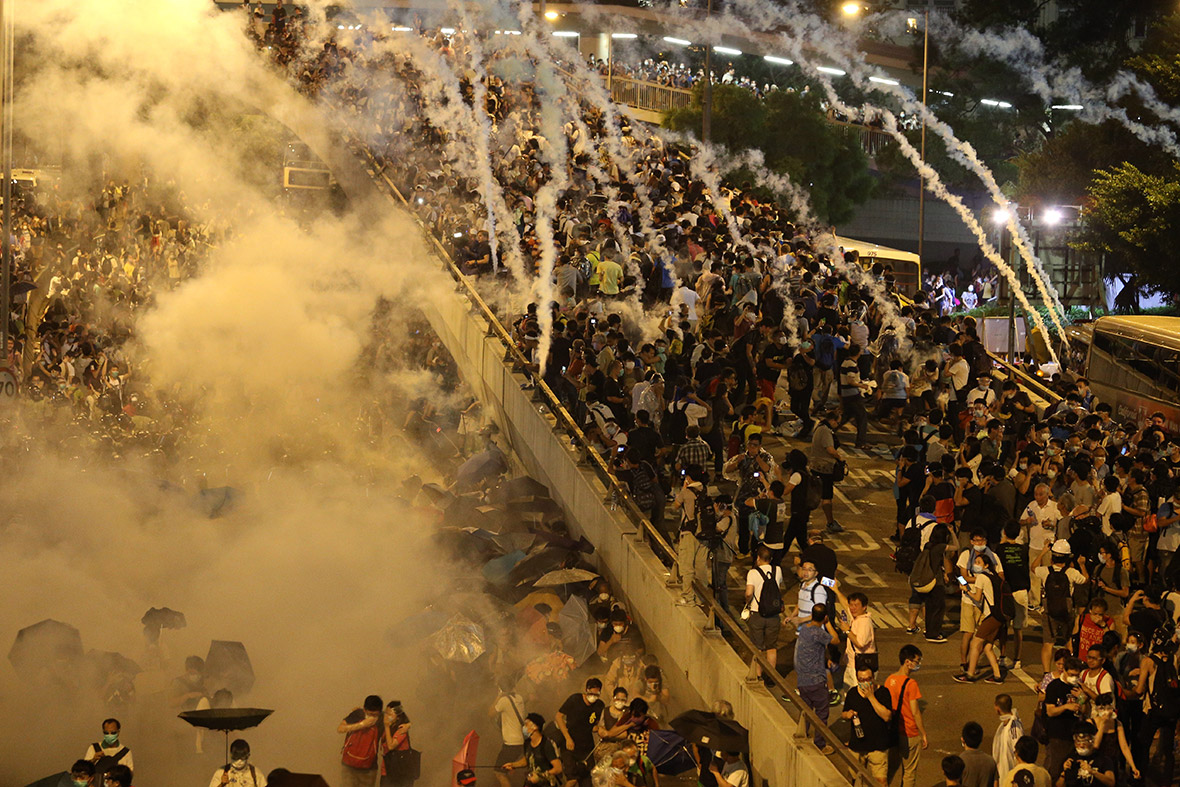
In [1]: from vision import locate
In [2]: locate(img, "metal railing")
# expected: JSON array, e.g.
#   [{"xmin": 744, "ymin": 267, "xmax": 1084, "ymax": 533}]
[
  {"xmin": 346, "ymin": 134, "xmax": 881, "ymax": 787},
  {"xmin": 609, "ymin": 75, "xmax": 693, "ymax": 114}
]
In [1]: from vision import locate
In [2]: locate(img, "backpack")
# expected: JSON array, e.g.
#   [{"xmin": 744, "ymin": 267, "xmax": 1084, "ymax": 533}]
[
  {"xmin": 908, "ymin": 545, "xmax": 939, "ymax": 593},
  {"xmin": 748, "ymin": 509, "xmax": 769, "ymax": 542},
  {"xmin": 1044, "ymin": 568, "xmax": 1073, "ymax": 621},
  {"xmin": 341, "ymin": 724, "xmax": 381, "ymax": 769},
  {"xmin": 805, "ymin": 472, "xmax": 823, "ymax": 511},
  {"xmin": 989, "ymin": 575, "xmax": 1014, "ymax": 623},
  {"xmin": 814, "ymin": 333, "xmax": 837, "ymax": 370},
  {"xmin": 695, "ymin": 488, "xmax": 718, "ymax": 541},
  {"xmin": 91, "ymin": 745, "xmax": 130, "ymax": 782},
  {"xmin": 663, "ymin": 401, "xmax": 688, "ymax": 444},
  {"xmin": 1148, "ymin": 656, "xmax": 1180, "ymax": 719},
  {"xmin": 787, "ymin": 363, "xmax": 811, "ymax": 393},
  {"xmin": 894, "ymin": 520, "xmax": 926, "ymax": 575},
  {"xmin": 756, "ymin": 566, "xmax": 784, "ymax": 618}
]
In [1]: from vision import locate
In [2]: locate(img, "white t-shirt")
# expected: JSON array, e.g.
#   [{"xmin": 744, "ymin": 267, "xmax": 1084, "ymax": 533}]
[
  {"xmin": 209, "ymin": 766, "xmax": 267, "ymax": 787},
  {"xmin": 495, "ymin": 693, "xmax": 526, "ymax": 746},
  {"xmin": 721, "ymin": 760, "xmax": 750, "ymax": 787},
  {"xmin": 845, "ymin": 612, "xmax": 876, "ymax": 661},
  {"xmin": 1021, "ymin": 500, "xmax": 1062, "ymax": 553},
  {"xmin": 1081, "ymin": 668, "xmax": 1114, "ymax": 700},
  {"xmin": 1098, "ymin": 492, "xmax": 1122, "ymax": 536},
  {"xmin": 745, "ymin": 565, "xmax": 784, "ymax": 614},
  {"xmin": 966, "ymin": 387, "xmax": 997, "ymax": 407}
]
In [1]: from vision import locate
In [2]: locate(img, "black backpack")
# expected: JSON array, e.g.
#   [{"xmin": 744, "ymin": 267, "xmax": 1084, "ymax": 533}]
[
  {"xmin": 91, "ymin": 745, "xmax": 130, "ymax": 782},
  {"xmin": 894, "ymin": 519, "xmax": 927, "ymax": 575},
  {"xmin": 991, "ymin": 575, "xmax": 1015, "ymax": 622},
  {"xmin": 756, "ymin": 566, "xmax": 784, "ymax": 618},
  {"xmin": 663, "ymin": 401, "xmax": 689, "ymax": 444},
  {"xmin": 1149, "ymin": 655, "xmax": 1180, "ymax": 720},
  {"xmin": 695, "ymin": 488, "xmax": 718, "ymax": 541},
  {"xmin": 1044, "ymin": 567, "xmax": 1072, "ymax": 621},
  {"xmin": 787, "ymin": 363, "xmax": 811, "ymax": 393}
]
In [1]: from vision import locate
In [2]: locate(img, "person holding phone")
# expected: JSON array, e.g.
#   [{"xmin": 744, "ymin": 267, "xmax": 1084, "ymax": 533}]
[
  {"xmin": 723, "ymin": 433, "xmax": 773, "ymax": 555},
  {"xmin": 832, "ymin": 580, "xmax": 877, "ymax": 698}
]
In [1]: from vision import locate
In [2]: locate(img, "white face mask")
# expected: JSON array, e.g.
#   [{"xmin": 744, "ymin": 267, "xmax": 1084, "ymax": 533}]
[
  {"xmin": 614, "ymin": 700, "xmax": 627, "ymax": 710},
  {"xmin": 231, "ymin": 759, "xmax": 248, "ymax": 771},
  {"xmin": 613, "ymin": 625, "xmax": 625, "ymax": 633},
  {"xmin": 1065, "ymin": 675, "xmax": 1080, "ymax": 686}
]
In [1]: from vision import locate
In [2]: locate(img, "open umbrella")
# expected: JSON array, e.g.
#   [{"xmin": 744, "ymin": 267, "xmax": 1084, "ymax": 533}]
[
  {"xmin": 482, "ymin": 549, "xmax": 527, "ymax": 585},
  {"xmin": 557, "ymin": 595, "xmax": 596, "ymax": 666},
  {"xmin": 646, "ymin": 730, "xmax": 697, "ymax": 775},
  {"xmin": 23, "ymin": 773, "xmax": 72, "ymax": 787},
  {"xmin": 451, "ymin": 730, "xmax": 480, "ymax": 785},
  {"xmin": 8, "ymin": 619, "xmax": 83, "ymax": 679},
  {"xmin": 507, "ymin": 548, "xmax": 575, "ymax": 585},
  {"xmin": 205, "ymin": 641, "xmax": 254, "ymax": 696},
  {"xmin": 179, "ymin": 707, "xmax": 273, "ymax": 764},
  {"xmin": 428, "ymin": 615, "xmax": 486, "ymax": 663},
  {"xmin": 489, "ymin": 476, "xmax": 549, "ymax": 503},
  {"xmin": 669, "ymin": 710, "xmax": 749, "ymax": 753},
  {"xmin": 454, "ymin": 448, "xmax": 507, "ymax": 491},
  {"xmin": 387, "ymin": 608, "xmax": 450, "ymax": 644},
  {"xmin": 141, "ymin": 607, "xmax": 186, "ymax": 644},
  {"xmin": 533, "ymin": 568, "xmax": 599, "ymax": 587}
]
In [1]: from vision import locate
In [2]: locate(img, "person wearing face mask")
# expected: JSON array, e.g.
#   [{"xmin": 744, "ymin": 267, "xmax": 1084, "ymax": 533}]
[
  {"xmin": 209, "ymin": 739, "xmax": 266, "ymax": 787},
  {"xmin": 83, "ymin": 718, "xmax": 133, "ymax": 783},
  {"xmin": 619, "ymin": 740, "xmax": 658, "ymax": 787},
  {"xmin": 1058, "ymin": 722, "xmax": 1115, "ymax": 787},
  {"xmin": 1021, "ymin": 484, "xmax": 1062, "ymax": 556},
  {"xmin": 839, "ymin": 666, "xmax": 893, "ymax": 785},
  {"xmin": 638, "ymin": 665, "xmax": 670, "ymax": 722},
  {"xmin": 599, "ymin": 688, "xmax": 631, "ymax": 741},
  {"xmin": 556, "ymin": 678, "xmax": 605, "ymax": 787},
  {"xmin": 598, "ymin": 609, "xmax": 644, "ymax": 662},
  {"xmin": 885, "ymin": 644, "xmax": 928, "ymax": 787},
  {"xmin": 338, "ymin": 695, "xmax": 385, "ymax": 787},
  {"xmin": 62, "ymin": 760, "xmax": 95, "ymax": 787},
  {"xmin": 1042, "ymin": 657, "xmax": 1086, "ymax": 782},
  {"xmin": 502, "ymin": 713, "xmax": 562, "ymax": 786}
]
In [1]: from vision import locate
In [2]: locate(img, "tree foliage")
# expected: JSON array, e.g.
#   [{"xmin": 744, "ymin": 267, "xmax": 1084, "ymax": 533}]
[{"xmin": 663, "ymin": 84, "xmax": 873, "ymax": 224}]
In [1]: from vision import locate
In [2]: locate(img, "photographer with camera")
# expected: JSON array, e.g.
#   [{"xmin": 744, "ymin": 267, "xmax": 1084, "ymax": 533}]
[{"xmin": 698, "ymin": 494, "xmax": 737, "ymax": 624}]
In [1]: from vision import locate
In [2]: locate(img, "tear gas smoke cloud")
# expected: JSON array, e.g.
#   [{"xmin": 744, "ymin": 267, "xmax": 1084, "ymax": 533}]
[{"xmin": 1, "ymin": 1, "xmax": 487, "ymax": 783}]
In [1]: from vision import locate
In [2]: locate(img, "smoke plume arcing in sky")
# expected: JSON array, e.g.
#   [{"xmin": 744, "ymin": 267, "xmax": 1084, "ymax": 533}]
[{"xmin": 0, "ymin": 1, "xmax": 483, "ymax": 783}]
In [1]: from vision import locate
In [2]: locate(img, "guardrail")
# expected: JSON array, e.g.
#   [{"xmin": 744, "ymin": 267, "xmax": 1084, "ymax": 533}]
[
  {"xmin": 609, "ymin": 74, "xmax": 693, "ymax": 114},
  {"xmin": 347, "ymin": 138, "xmax": 880, "ymax": 787}
]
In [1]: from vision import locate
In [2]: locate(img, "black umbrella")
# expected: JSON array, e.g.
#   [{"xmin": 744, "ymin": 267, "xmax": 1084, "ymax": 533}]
[
  {"xmin": 669, "ymin": 710, "xmax": 749, "ymax": 753},
  {"xmin": 205, "ymin": 640, "xmax": 254, "ymax": 695},
  {"xmin": 489, "ymin": 475, "xmax": 549, "ymax": 503},
  {"xmin": 506, "ymin": 547, "xmax": 577, "ymax": 585},
  {"xmin": 179, "ymin": 707, "xmax": 273, "ymax": 764},
  {"xmin": 141, "ymin": 606, "xmax": 187, "ymax": 644},
  {"xmin": 8, "ymin": 619, "xmax": 83, "ymax": 679},
  {"xmin": 23, "ymin": 772, "xmax": 71, "ymax": 787}
]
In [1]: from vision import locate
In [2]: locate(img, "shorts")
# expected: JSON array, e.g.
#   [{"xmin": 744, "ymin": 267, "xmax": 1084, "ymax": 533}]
[
  {"xmin": 561, "ymin": 749, "xmax": 591, "ymax": 782},
  {"xmin": 816, "ymin": 471, "xmax": 835, "ymax": 501},
  {"xmin": 857, "ymin": 749, "xmax": 888, "ymax": 782},
  {"xmin": 1127, "ymin": 535, "xmax": 1148, "ymax": 565},
  {"xmin": 496, "ymin": 744, "xmax": 524, "ymax": 767},
  {"xmin": 747, "ymin": 613, "xmax": 782, "ymax": 650},
  {"xmin": 758, "ymin": 378, "xmax": 777, "ymax": 399},
  {"xmin": 975, "ymin": 615, "xmax": 1003, "ymax": 643},
  {"xmin": 959, "ymin": 600, "xmax": 982, "ymax": 634},
  {"xmin": 1011, "ymin": 589, "xmax": 1028, "ymax": 630},
  {"xmin": 1045, "ymin": 614, "xmax": 1071, "ymax": 646}
]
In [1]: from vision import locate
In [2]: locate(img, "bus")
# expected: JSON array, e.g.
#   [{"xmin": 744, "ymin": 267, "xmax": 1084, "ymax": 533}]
[
  {"xmin": 834, "ymin": 236, "xmax": 921, "ymax": 297},
  {"xmin": 1068, "ymin": 316, "xmax": 1180, "ymax": 431}
]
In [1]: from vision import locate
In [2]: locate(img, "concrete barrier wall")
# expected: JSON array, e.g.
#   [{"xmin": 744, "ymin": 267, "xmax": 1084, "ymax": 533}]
[{"xmin": 422, "ymin": 290, "xmax": 850, "ymax": 787}]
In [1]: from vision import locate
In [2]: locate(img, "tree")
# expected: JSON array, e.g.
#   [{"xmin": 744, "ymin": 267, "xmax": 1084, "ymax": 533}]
[
  {"xmin": 664, "ymin": 85, "xmax": 874, "ymax": 224},
  {"xmin": 1076, "ymin": 162, "xmax": 1180, "ymax": 294}
]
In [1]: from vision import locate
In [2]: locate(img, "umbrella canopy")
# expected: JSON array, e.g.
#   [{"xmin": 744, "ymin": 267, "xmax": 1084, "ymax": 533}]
[
  {"xmin": 646, "ymin": 730, "xmax": 697, "ymax": 775},
  {"xmin": 178, "ymin": 707, "xmax": 274, "ymax": 732},
  {"xmin": 23, "ymin": 772, "xmax": 71, "ymax": 787},
  {"xmin": 489, "ymin": 476, "xmax": 549, "ymax": 503},
  {"xmin": 205, "ymin": 641, "xmax": 254, "ymax": 696},
  {"xmin": 482, "ymin": 549, "xmax": 527, "ymax": 586},
  {"xmin": 507, "ymin": 548, "xmax": 576, "ymax": 585},
  {"xmin": 669, "ymin": 710, "xmax": 749, "ymax": 753},
  {"xmin": 12, "ymin": 281, "xmax": 36, "ymax": 296},
  {"xmin": 141, "ymin": 607, "xmax": 187, "ymax": 629},
  {"xmin": 428, "ymin": 615, "xmax": 486, "ymax": 663},
  {"xmin": 533, "ymin": 568, "xmax": 599, "ymax": 587},
  {"xmin": 388, "ymin": 608, "xmax": 450, "ymax": 644},
  {"xmin": 8, "ymin": 619, "xmax": 83, "ymax": 678},
  {"xmin": 557, "ymin": 595, "xmax": 596, "ymax": 667},
  {"xmin": 196, "ymin": 486, "xmax": 241, "ymax": 518},
  {"xmin": 454, "ymin": 448, "xmax": 507, "ymax": 491},
  {"xmin": 83, "ymin": 649, "xmax": 141, "ymax": 679},
  {"xmin": 451, "ymin": 730, "xmax": 480, "ymax": 785}
]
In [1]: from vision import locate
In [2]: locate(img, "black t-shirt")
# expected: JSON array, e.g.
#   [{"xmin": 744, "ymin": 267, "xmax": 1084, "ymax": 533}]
[
  {"xmin": 843, "ymin": 686, "xmax": 894, "ymax": 753},
  {"xmin": 558, "ymin": 694, "xmax": 605, "ymax": 754},
  {"xmin": 627, "ymin": 425, "xmax": 663, "ymax": 464},
  {"xmin": 1060, "ymin": 752, "xmax": 1114, "ymax": 787},
  {"xmin": 802, "ymin": 543, "xmax": 837, "ymax": 582},
  {"xmin": 756, "ymin": 343, "xmax": 790, "ymax": 382},
  {"xmin": 997, "ymin": 542, "xmax": 1031, "ymax": 591},
  {"xmin": 524, "ymin": 734, "xmax": 560, "ymax": 779},
  {"xmin": 753, "ymin": 497, "xmax": 783, "ymax": 544},
  {"xmin": 956, "ymin": 485, "xmax": 983, "ymax": 532},
  {"xmin": 1043, "ymin": 679, "xmax": 1079, "ymax": 741},
  {"xmin": 1129, "ymin": 606, "xmax": 1166, "ymax": 642}
]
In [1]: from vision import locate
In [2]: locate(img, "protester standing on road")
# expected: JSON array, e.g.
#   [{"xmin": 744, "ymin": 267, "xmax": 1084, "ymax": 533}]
[
  {"xmin": 1042, "ymin": 657, "xmax": 1085, "ymax": 782},
  {"xmin": 795, "ymin": 603, "xmax": 839, "ymax": 754},
  {"xmin": 992, "ymin": 694, "xmax": 1023, "ymax": 783},
  {"xmin": 555, "ymin": 678, "xmax": 605, "ymax": 787},
  {"xmin": 744, "ymin": 545, "xmax": 784, "ymax": 688},
  {"xmin": 833, "ymin": 584, "xmax": 876, "ymax": 695},
  {"xmin": 957, "ymin": 722, "xmax": 998, "ymax": 787},
  {"xmin": 338, "ymin": 695, "xmax": 384, "ymax": 787},
  {"xmin": 492, "ymin": 682, "xmax": 526, "ymax": 787},
  {"xmin": 83, "ymin": 718, "xmax": 133, "ymax": 781},
  {"xmin": 840, "ymin": 666, "xmax": 893, "ymax": 785},
  {"xmin": 209, "ymin": 739, "xmax": 267, "ymax": 787},
  {"xmin": 502, "ymin": 713, "xmax": 563, "ymax": 786},
  {"xmin": 886, "ymin": 645, "xmax": 928, "ymax": 787},
  {"xmin": 809, "ymin": 409, "xmax": 845, "ymax": 533}
]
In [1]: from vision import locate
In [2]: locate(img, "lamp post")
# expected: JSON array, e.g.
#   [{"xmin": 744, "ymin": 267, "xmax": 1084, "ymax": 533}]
[
  {"xmin": 916, "ymin": 10, "xmax": 928, "ymax": 285},
  {"xmin": 993, "ymin": 207, "xmax": 1017, "ymax": 363},
  {"xmin": 702, "ymin": 0, "xmax": 713, "ymax": 144}
]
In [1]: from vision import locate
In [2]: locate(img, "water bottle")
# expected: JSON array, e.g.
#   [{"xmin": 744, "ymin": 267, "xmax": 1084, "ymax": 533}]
[{"xmin": 852, "ymin": 713, "xmax": 864, "ymax": 739}]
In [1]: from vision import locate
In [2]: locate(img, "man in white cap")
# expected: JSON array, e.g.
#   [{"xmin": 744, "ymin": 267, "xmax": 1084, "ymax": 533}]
[{"xmin": 1032, "ymin": 539, "xmax": 1088, "ymax": 675}]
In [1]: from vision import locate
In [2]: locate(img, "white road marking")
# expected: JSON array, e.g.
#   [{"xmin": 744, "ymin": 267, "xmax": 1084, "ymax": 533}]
[{"xmin": 834, "ymin": 486, "xmax": 863, "ymax": 515}]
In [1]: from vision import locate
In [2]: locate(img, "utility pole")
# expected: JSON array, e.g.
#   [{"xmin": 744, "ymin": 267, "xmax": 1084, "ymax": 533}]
[
  {"xmin": 701, "ymin": 0, "xmax": 713, "ymax": 144},
  {"xmin": 917, "ymin": 8, "xmax": 928, "ymax": 286}
]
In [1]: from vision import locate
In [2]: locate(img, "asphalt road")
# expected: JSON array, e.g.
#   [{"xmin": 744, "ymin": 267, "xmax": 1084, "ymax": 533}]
[{"xmin": 722, "ymin": 420, "xmax": 1042, "ymax": 787}]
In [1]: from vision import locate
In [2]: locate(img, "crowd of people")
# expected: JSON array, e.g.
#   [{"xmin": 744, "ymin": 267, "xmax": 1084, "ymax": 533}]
[{"xmin": 231, "ymin": 10, "xmax": 1180, "ymax": 787}]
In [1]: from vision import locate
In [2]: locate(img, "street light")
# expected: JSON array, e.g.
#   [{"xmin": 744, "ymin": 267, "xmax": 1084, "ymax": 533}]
[
  {"xmin": 543, "ymin": 10, "xmax": 559, "ymax": 21},
  {"xmin": 992, "ymin": 207, "xmax": 1011, "ymax": 225},
  {"xmin": 1043, "ymin": 208, "xmax": 1063, "ymax": 226},
  {"xmin": 841, "ymin": 2, "xmax": 861, "ymax": 16}
]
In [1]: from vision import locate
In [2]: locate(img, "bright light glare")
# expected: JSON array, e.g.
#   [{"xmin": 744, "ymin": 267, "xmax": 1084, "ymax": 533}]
[
  {"xmin": 611, "ymin": 33, "xmax": 638, "ymax": 40},
  {"xmin": 440, "ymin": 27, "xmax": 455, "ymax": 34},
  {"xmin": 663, "ymin": 37, "xmax": 692, "ymax": 46},
  {"xmin": 453, "ymin": 232, "xmax": 464, "ymax": 238},
  {"xmin": 1043, "ymin": 208, "xmax": 1063, "ymax": 226},
  {"xmin": 906, "ymin": 17, "xmax": 919, "ymax": 31},
  {"xmin": 544, "ymin": 10, "xmax": 560, "ymax": 20},
  {"xmin": 869, "ymin": 76, "xmax": 900, "ymax": 86},
  {"xmin": 981, "ymin": 99, "xmax": 1013, "ymax": 108},
  {"xmin": 816, "ymin": 66, "xmax": 847, "ymax": 76},
  {"xmin": 391, "ymin": 26, "xmax": 413, "ymax": 32},
  {"xmin": 1051, "ymin": 104, "xmax": 1083, "ymax": 110},
  {"xmin": 842, "ymin": 2, "xmax": 861, "ymax": 16},
  {"xmin": 552, "ymin": 31, "xmax": 579, "ymax": 37},
  {"xmin": 992, "ymin": 208, "xmax": 1011, "ymax": 226},
  {"xmin": 764, "ymin": 55, "xmax": 794, "ymax": 66},
  {"xmin": 713, "ymin": 46, "xmax": 743, "ymax": 56}
]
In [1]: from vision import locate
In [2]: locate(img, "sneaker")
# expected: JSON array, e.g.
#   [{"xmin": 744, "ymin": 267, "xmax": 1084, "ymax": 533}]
[
  {"xmin": 951, "ymin": 672, "xmax": 977, "ymax": 684},
  {"xmin": 826, "ymin": 520, "xmax": 844, "ymax": 534},
  {"xmin": 905, "ymin": 626, "xmax": 920, "ymax": 635},
  {"xmin": 983, "ymin": 674, "xmax": 1005, "ymax": 684},
  {"xmin": 1014, "ymin": 660, "xmax": 1023, "ymax": 671},
  {"xmin": 1000, "ymin": 656, "xmax": 1014, "ymax": 669},
  {"xmin": 817, "ymin": 744, "xmax": 835, "ymax": 755},
  {"xmin": 888, "ymin": 534, "xmax": 901, "ymax": 544},
  {"xmin": 924, "ymin": 634, "xmax": 948, "ymax": 643}
]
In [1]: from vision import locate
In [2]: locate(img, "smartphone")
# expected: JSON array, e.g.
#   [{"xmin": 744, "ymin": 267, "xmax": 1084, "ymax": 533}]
[
  {"xmin": 956, "ymin": 575, "xmax": 969, "ymax": 586},
  {"xmin": 820, "ymin": 577, "xmax": 835, "ymax": 588},
  {"xmin": 617, "ymin": 446, "xmax": 625, "ymax": 453},
  {"xmin": 681, "ymin": 469, "xmax": 686, "ymax": 476},
  {"xmin": 754, "ymin": 472, "xmax": 761, "ymax": 478}
]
